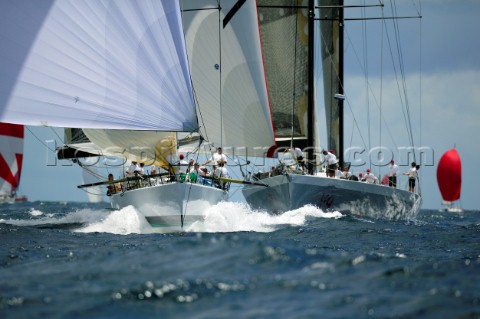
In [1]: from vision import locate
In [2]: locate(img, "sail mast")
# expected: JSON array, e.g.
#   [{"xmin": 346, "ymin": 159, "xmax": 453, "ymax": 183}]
[
  {"xmin": 338, "ymin": 0, "xmax": 344, "ymax": 166},
  {"xmin": 307, "ymin": 0, "xmax": 315, "ymax": 168}
]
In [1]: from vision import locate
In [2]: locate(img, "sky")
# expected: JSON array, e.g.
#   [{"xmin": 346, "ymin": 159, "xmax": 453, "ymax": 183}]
[{"xmin": 15, "ymin": 0, "xmax": 480, "ymax": 210}]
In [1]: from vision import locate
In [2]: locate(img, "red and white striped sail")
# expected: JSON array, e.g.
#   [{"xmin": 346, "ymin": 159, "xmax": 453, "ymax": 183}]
[
  {"xmin": 437, "ymin": 148, "xmax": 462, "ymax": 202},
  {"xmin": 0, "ymin": 123, "xmax": 24, "ymax": 199}
]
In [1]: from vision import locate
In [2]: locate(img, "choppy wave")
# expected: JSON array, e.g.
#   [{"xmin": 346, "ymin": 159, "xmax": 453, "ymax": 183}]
[
  {"xmin": 75, "ymin": 206, "xmax": 156, "ymax": 235},
  {"xmin": 1, "ymin": 202, "xmax": 343, "ymax": 235},
  {"xmin": 187, "ymin": 202, "xmax": 343, "ymax": 233},
  {"xmin": 78, "ymin": 202, "xmax": 342, "ymax": 235},
  {"xmin": 1, "ymin": 204, "xmax": 479, "ymax": 319},
  {"xmin": 0, "ymin": 207, "xmax": 108, "ymax": 228}
]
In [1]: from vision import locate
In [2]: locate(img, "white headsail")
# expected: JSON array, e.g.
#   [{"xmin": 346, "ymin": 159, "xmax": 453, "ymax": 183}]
[{"xmin": 0, "ymin": 0, "xmax": 197, "ymax": 132}]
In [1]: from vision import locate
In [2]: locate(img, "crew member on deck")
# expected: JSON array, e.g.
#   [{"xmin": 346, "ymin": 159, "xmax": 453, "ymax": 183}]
[
  {"xmin": 388, "ymin": 159, "xmax": 399, "ymax": 188},
  {"xmin": 322, "ymin": 149, "xmax": 338, "ymax": 178},
  {"xmin": 340, "ymin": 166, "xmax": 352, "ymax": 179},
  {"xmin": 203, "ymin": 147, "xmax": 228, "ymax": 166},
  {"xmin": 106, "ymin": 173, "xmax": 121, "ymax": 196},
  {"xmin": 335, "ymin": 167, "xmax": 342, "ymax": 179},
  {"xmin": 177, "ymin": 154, "xmax": 189, "ymax": 181},
  {"xmin": 291, "ymin": 146, "xmax": 305, "ymax": 172},
  {"xmin": 189, "ymin": 162, "xmax": 200, "ymax": 183},
  {"xmin": 126, "ymin": 161, "xmax": 140, "ymax": 176},
  {"xmin": 187, "ymin": 158, "xmax": 194, "ymax": 174},
  {"xmin": 138, "ymin": 163, "xmax": 145, "ymax": 176},
  {"xmin": 404, "ymin": 162, "xmax": 418, "ymax": 192},
  {"xmin": 364, "ymin": 168, "xmax": 379, "ymax": 184},
  {"xmin": 198, "ymin": 166, "xmax": 212, "ymax": 186},
  {"xmin": 214, "ymin": 161, "xmax": 229, "ymax": 190}
]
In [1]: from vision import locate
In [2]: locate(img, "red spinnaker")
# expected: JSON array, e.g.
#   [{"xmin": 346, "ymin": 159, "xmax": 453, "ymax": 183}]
[{"xmin": 436, "ymin": 149, "xmax": 461, "ymax": 201}]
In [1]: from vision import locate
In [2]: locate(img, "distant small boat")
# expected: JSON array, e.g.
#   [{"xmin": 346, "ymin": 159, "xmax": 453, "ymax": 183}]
[
  {"xmin": 437, "ymin": 148, "xmax": 463, "ymax": 213},
  {"xmin": 0, "ymin": 122, "xmax": 27, "ymax": 204},
  {"xmin": 14, "ymin": 195, "xmax": 28, "ymax": 203}
]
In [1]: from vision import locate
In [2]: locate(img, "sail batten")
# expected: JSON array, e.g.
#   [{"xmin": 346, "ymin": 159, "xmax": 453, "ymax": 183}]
[{"xmin": 0, "ymin": 0, "xmax": 197, "ymax": 131}]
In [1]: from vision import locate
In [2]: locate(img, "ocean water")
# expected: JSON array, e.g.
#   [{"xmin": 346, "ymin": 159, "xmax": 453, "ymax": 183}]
[{"xmin": 0, "ymin": 201, "xmax": 479, "ymax": 319}]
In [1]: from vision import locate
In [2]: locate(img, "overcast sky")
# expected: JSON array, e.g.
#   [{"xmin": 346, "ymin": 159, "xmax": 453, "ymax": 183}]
[{"xmin": 17, "ymin": 0, "xmax": 480, "ymax": 210}]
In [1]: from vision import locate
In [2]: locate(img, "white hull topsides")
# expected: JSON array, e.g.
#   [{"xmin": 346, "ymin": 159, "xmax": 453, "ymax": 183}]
[
  {"xmin": 110, "ymin": 182, "xmax": 227, "ymax": 230},
  {"xmin": 242, "ymin": 174, "xmax": 422, "ymax": 220}
]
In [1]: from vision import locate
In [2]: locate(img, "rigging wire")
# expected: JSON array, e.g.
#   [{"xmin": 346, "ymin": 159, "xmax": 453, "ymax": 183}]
[
  {"xmin": 180, "ymin": 2, "xmax": 216, "ymax": 159},
  {"xmin": 361, "ymin": 0, "xmax": 372, "ymax": 169},
  {"xmin": 418, "ymin": 0, "xmax": 423, "ymax": 184},
  {"xmin": 182, "ymin": 137, "xmax": 205, "ymax": 229},
  {"xmin": 386, "ymin": 0, "xmax": 416, "ymax": 162},
  {"xmin": 344, "ymin": 29, "xmax": 397, "ymax": 150},
  {"xmin": 321, "ymin": 8, "xmax": 396, "ymax": 160},
  {"xmin": 77, "ymin": 159, "xmax": 106, "ymax": 180},
  {"xmin": 343, "ymin": 1, "xmax": 422, "ymax": 170},
  {"xmin": 217, "ymin": 0, "xmax": 223, "ymax": 149},
  {"xmin": 24, "ymin": 126, "xmax": 57, "ymax": 153},
  {"xmin": 317, "ymin": 10, "xmax": 369, "ymax": 157},
  {"xmin": 48, "ymin": 126, "xmax": 64, "ymax": 142},
  {"xmin": 290, "ymin": 3, "xmax": 300, "ymax": 148},
  {"xmin": 379, "ymin": 0, "xmax": 385, "ymax": 175},
  {"xmin": 346, "ymin": 31, "xmax": 399, "ymax": 150}
]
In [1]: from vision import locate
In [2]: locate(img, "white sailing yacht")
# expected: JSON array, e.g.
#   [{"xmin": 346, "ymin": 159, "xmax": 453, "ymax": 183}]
[
  {"xmin": 0, "ymin": 0, "xmax": 274, "ymax": 229},
  {"xmin": 242, "ymin": 0, "xmax": 422, "ymax": 220}
]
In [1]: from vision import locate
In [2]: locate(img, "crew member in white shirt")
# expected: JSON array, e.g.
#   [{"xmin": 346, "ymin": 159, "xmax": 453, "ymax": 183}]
[
  {"xmin": 322, "ymin": 149, "xmax": 338, "ymax": 178},
  {"xmin": 340, "ymin": 166, "xmax": 352, "ymax": 179},
  {"xmin": 403, "ymin": 161, "xmax": 418, "ymax": 192},
  {"xmin": 203, "ymin": 147, "xmax": 228, "ymax": 166},
  {"xmin": 335, "ymin": 167, "xmax": 342, "ymax": 179},
  {"xmin": 177, "ymin": 154, "xmax": 189, "ymax": 174},
  {"xmin": 214, "ymin": 161, "xmax": 229, "ymax": 190},
  {"xmin": 364, "ymin": 168, "xmax": 378, "ymax": 184},
  {"xmin": 126, "ymin": 161, "xmax": 140, "ymax": 176},
  {"xmin": 291, "ymin": 146, "xmax": 306, "ymax": 172},
  {"xmin": 388, "ymin": 159, "xmax": 399, "ymax": 188},
  {"xmin": 138, "ymin": 163, "xmax": 145, "ymax": 176}
]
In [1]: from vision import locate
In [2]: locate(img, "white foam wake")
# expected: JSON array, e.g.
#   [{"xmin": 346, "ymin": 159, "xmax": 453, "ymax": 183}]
[
  {"xmin": 186, "ymin": 202, "xmax": 343, "ymax": 233},
  {"xmin": 75, "ymin": 206, "xmax": 156, "ymax": 235},
  {"xmin": 1, "ymin": 203, "xmax": 342, "ymax": 235},
  {"xmin": 74, "ymin": 202, "xmax": 342, "ymax": 234}
]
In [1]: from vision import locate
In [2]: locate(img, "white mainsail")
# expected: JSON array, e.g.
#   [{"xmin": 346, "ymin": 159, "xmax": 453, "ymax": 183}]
[
  {"xmin": 0, "ymin": 0, "xmax": 197, "ymax": 132},
  {"xmin": 182, "ymin": 0, "xmax": 275, "ymax": 155}
]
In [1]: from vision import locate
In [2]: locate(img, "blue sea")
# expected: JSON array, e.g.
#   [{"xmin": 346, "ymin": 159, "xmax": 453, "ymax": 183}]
[{"xmin": 1, "ymin": 201, "xmax": 479, "ymax": 319}]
